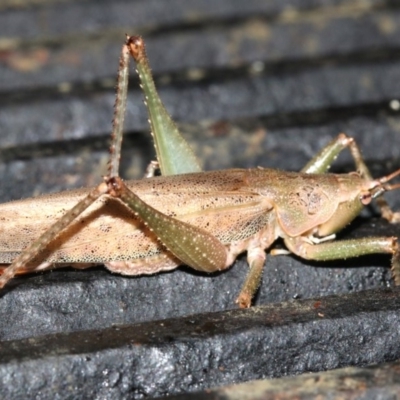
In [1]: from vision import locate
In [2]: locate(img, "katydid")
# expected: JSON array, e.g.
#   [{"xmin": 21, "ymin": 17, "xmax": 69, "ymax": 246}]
[{"xmin": 0, "ymin": 35, "xmax": 399, "ymax": 308}]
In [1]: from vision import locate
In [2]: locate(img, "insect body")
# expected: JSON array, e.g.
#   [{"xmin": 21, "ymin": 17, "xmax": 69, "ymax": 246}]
[{"xmin": 0, "ymin": 36, "xmax": 399, "ymax": 308}]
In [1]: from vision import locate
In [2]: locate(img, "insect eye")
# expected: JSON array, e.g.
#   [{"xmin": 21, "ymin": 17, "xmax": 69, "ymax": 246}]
[{"xmin": 360, "ymin": 192, "xmax": 372, "ymax": 205}]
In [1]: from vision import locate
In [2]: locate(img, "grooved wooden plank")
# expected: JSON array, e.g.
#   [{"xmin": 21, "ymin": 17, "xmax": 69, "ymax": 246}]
[{"xmin": 1, "ymin": 288, "xmax": 400, "ymax": 399}]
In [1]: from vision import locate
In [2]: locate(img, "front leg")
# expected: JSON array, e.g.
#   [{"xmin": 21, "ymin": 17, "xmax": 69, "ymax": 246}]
[
  {"xmin": 284, "ymin": 235, "xmax": 400, "ymax": 285},
  {"xmin": 301, "ymin": 133, "xmax": 352, "ymax": 174}
]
